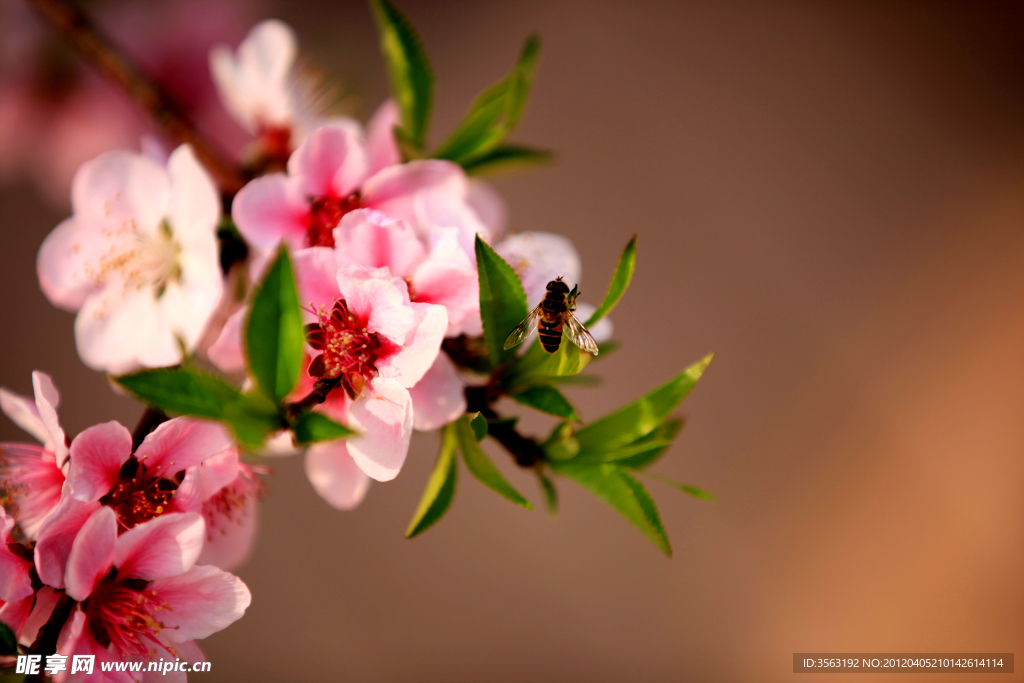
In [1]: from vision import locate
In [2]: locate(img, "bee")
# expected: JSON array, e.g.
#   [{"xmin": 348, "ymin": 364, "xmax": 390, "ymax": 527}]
[{"xmin": 503, "ymin": 277, "xmax": 600, "ymax": 355}]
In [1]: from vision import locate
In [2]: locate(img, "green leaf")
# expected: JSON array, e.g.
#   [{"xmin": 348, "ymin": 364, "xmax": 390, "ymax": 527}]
[
  {"xmin": 475, "ymin": 234, "xmax": 529, "ymax": 367},
  {"xmin": 511, "ymin": 384, "xmax": 580, "ymax": 421},
  {"xmin": 510, "ymin": 338, "xmax": 593, "ymax": 386},
  {"xmin": 292, "ymin": 412, "xmax": 355, "ymax": 444},
  {"xmin": 370, "ymin": 0, "xmax": 433, "ymax": 149},
  {"xmin": 641, "ymin": 471, "xmax": 717, "ymax": 501},
  {"xmin": 610, "ymin": 418, "xmax": 685, "ymax": 469},
  {"xmin": 552, "ymin": 462, "xmax": 671, "ymax": 556},
  {"xmin": 574, "ymin": 354, "xmax": 712, "ymax": 454},
  {"xmin": 116, "ymin": 366, "xmax": 243, "ymax": 420},
  {"xmin": 584, "ymin": 236, "xmax": 636, "ymax": 327},
  {"xmin": 434, "ymin": 36, "xmax": 541, "ymax": 163},
  {"xmin": 406, "ymin": 423, "xmax": 458, "ymax": 538},
  {"xmin": 0, "ymin": 621, "xmax": 16, "ymax": 655},
  {"xmin": 537, "ymin": 469, "xmax": 558, "ymax": 517},
  {"xmin": 222, "ymin": 393, "xmax": 283, "ymax": 450},
  {"xmin": 462, "ymin": 144, "xmax": 553, "ymax": 176},
  {"xmin": 468, "ymin": 412, "xmax": 488, "ymax": 441},
  {"xmin": 455, "ymin": 415, "xmax": 532, "ymax": 509},
  {"xmin": 245, "ymin": 247, "xmax": 303, "ymax": 403}
]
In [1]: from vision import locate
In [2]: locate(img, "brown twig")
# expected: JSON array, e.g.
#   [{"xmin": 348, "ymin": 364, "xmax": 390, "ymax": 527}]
[
  {"xmin": 283, "ymin": 377, "xmax": 342, "ymax": 422},
  {"xmin": 464, "ymin": 386, "xmax": 544, "ymax": 467},
  {"xmin": 131, "ymin": 407, "xmax": 168, "ymax": 451},
  {"xmin": 26, "ymin": 0, "xmax": 246, "ymax": 195}
]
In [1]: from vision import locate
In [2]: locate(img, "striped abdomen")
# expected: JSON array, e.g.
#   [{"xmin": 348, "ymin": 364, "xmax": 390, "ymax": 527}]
[{"xmin": 538, "ymin": 290, "xmax": 568, "ymax": 353}]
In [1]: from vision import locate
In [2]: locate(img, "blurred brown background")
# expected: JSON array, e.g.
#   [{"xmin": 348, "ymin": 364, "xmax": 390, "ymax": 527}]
[{"xmin": 3, "ymin": 1, "xmax": 1024, "ymax": 681}]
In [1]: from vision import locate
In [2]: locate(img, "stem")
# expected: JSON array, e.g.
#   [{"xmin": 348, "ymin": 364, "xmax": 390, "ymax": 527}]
[
  {"xmin": 131, "ymin": 407, "xmax": 168, "ymax": 451},
  {"xmin": 283, "ymin": 377, "xmax": 341, "ymax": 422},
  {"xmin": 464, "ymin": 386, "xmax": 543, "ymax": 468},
  {"xmin": 26, "ymin": 0, "xmax": 246, "ymax": 194}
]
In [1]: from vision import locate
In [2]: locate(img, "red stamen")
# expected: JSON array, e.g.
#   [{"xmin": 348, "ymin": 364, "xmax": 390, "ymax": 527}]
[
  {"xmin": 86, "ymin": 572, "xmax": 169, "ymax": 657},
  {"xmin": 304, "ymin": 298, "xmax": 381, "ymax": 396},
  {"xmin": 306, "ymin": 193, "xmax": 361, "ymax": 248}
]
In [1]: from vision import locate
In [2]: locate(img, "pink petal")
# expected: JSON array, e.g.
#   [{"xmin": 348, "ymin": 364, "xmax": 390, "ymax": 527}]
[
  {"xmin": 466, "ymin": 179, "xmax": 508, "ymax": 237},
  {"xmin": 167, "ymin": 145, "xmax": 220, "ymax": 246},
  {"xmin": 231, "ymin": 173, "xmax": 309, "ymax": 252},
  {"xmin": 113, "ymin": 512, "xmax": 205, "ymax": 581},
  {"xmin": 197, "ymin": 472, "xmax": 259, "ymax": 572},
  {"xmin": 412, "ymin": 166, "xmax": 493, "ymax": 258},
  {"xmin": 148, "ymin": 565, "xmax": 251, "ymax": 642},
  {"xmin": 69, "ymin": 150, "xmax": 170, "ymax": 241},
  {"xmin": 0, "ymin": 594, "xmax": 34, "ymax": 642},
  {"xmin": 366, "ymin": 99, "xmax": 401, "ymax": 175},
  {"xmin": 304, "ymin": 441, "xmax": 371, "ymax": 510},
  {"xmin": 410, "ymin": 229, "xmax": 482, "ymax": 337},
  {"xmin": 0, "ymin": 387, "xmax": 49, "ymax": 446},
  {"xmin": 196, "ymin": 448, "xmax": 241, "ymax": 500},
  {"xmin": 0, "ymin": 509, "xmax": 32, "ymax": 601},
  {"xmin": 64, "ymin": 506, "xmax": 117, "ymax": 601},
  {"xmin": 171, "ymin": 467, "xmax": 203, "ymax": 513},
  {"xmin": 134, "ymin": 418, "xmax": 232, "ymax": 479},
  {"xmin": 362, "ymin": 159, "xmax": 459, "ymax": 214},
  {"xmin": 288, "ymin": 121, "xmax": 368, "ymax": 199},
  {"xmin": 336, "ymin": 266, "xmax": 416, "ymax": 346},
  {"xmin": 0, "ymin": 442, "xmax": 63, "ymax": 539},
  {"xmin": 346, "ymin": 378, "xmax": 413, "ymax": 482},
  {"xmin": 207, "ymin": 308, "xmax": 246, "ymax": 374},
  {"xmin": 496, "ymin": 231, "xmax": 582, "ymax": 306},
  {"xmin": 34, "ymin": 496, "xmax": 99, "ymax": 588},
  {"xmin": 19, "ymin": 586, "xmax": 60, "ymax": 648},
  {"xmin": 333, "ymin": 209, "xmax": 426, "ymax": 278},
  {"xmin": 293, "ymin": 247, "xmax": 343, "ymax": 314},
  {"xmin": 32, "ymin": 371, "xmax": 68, "ymax": 467},
  {"xmin": 66, "ymin": 421, "xmax": 132, "ymax": 503},
  {"xmin": 36, "ymin": 217, "xmax": 108, "ymax": 312},
  {"xmin": 376, "ymin": 302, "xmax": 446, "ymax": 388},
  {"xmin": 409, "ymin": 353, "xmax": 467, "ymax": 431}
]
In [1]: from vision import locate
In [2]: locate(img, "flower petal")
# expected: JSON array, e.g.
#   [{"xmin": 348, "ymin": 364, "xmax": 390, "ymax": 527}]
[
  {"xmin": 346, "ymin": 378, "xmax": 413, "ymax": 482},
  {"xmin": 64, "ymin": 506, "xmax": 117, "ymax": 601},
  {"xmin": 74, "ymin": 284, "xmax": 181, "ymax": 373},
  {"xmin": 304, "ymin": 441, "xmax": 370, "ymax": 510},
  {"xmin": 231, "ymin": 173, "xmax": 309, "ymax": 252},
  {"xmin": 496, "ymin": 231, "xmax": 582, "ymax": 305},
  {"xmin": 167, "ymin": 144, "xmax": 220, "ymax": 247},
  {"xmin": 148, "ymin": 565, "xmax": 251, "ymax": 642},
  {"xmin": 408, "ymin": 353, "xmax": 467, "ymax": 431},
  {"xmin": 293, "ymin": 247, "xmax": 343, "ymax": 315},
  {"xmin": 134, "ymin": 418, "xmax": 232, "ymax": 479},
  {"xmin": 0, "ymin": 442, "xmax": 63, "ymax": 539},
  {"xmin": 0, "ymin": 387, "xmax": 49, "ymax": 446},
  {"xmin": 366, "ymin": 99, "xmax": 401, "ymax": 175},
  {"xmin": 0, "ymin": 509, "xmax": 32, "ymax": 601},
  {"xmin": 410, "ymin": 228, "xmax": 482, "ymax": 337},
  {"xmin": 333, "ymin": 209, "xmax": 426, "ymax": 278},
  {"xmin": 336, "ymin": 266, "xmax": 416, "ymax": 346},
  {"xmin": 113, "ymin": 512, "xmax": 205, "ymax": 581},
  {"xmin": 197, "ymin": 472, "xmax": 259, "ymax": 572},
  {"xmin": 288, "ymin": 121, "xmax": 368, "ymax": 199},
  {"xmin": 207, "ymin": 308, "xmax": 246, "ymax": 374},
  {"xmin": 32, "ymin": 371, "xmax": 68, "ymax": 467},
  {"xmin": 376, "ymin": 302, "xmax": 446, "ymax": 388},
  {"xmin": 466, "ymin": 179, "xmax": 508, "ymax": 238},
  {"xmin": 66, "ymin": 421, "xmax": 132, "ymax": 503},
  {"xmin": 33, "ymin": 496, "xmax": 99, "ymax": 588}
]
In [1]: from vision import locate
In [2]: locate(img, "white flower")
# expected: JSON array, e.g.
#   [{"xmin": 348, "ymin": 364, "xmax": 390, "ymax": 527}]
[{"xmin": 36, "ymin": 145, "xmax": 223, "ymax": 373}]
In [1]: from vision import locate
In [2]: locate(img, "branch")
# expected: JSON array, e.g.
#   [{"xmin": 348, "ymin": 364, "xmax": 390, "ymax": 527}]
[
  {"xmin": 26, "ymin": 0, "xmax": 246, "ymax": 195},
  {"xmin": 283, "ymin": 377, "xmax": 342, "ymax": 422},
  {"xmin": 464, "ymin": 386, "xmax": 543, "ymax": 467}
]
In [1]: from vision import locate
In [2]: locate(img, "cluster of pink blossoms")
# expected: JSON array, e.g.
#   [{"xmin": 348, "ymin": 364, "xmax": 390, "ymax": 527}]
[{"xmin": 4, "ymin": 15, "xmax": 610, "ymax": 679}]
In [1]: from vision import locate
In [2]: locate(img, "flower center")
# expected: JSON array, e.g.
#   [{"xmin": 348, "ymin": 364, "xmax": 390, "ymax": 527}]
[
  {"xmin": 99, "ymin": 456, "xmax": 179, "ymax": 533},
  {"xmin": 305, "ymin": 298, "xmax": 381, "ymax": 399},
  {"xmin": 96, "ymin": 220, "xmax": 182, "ymax": 299},
  {"xmin": 305, "ymin": 193, "xmax": 360, "ymax": 248},
  {"xmin": 85, "ymin": 570, "xmax": 168, "ymax": 657}
]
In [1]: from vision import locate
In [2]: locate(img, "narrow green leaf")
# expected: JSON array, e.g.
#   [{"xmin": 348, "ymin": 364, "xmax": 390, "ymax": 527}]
[
  {"xmin": 116, "ymin": 367, "xmax": 242, "ymax": 420},
  {"xmin": 468, "ymin": 412, "xmax": 488, "ymax": 441},
  {"xmin": 462, "ymin": 144, "xmax": 553, "ymax": 176},
  {"xmin": 456, "ymin": 415, "xmax": 533, "ymax": 509},
  {"xmin": 511, "ymin": 338, "xmax": 593, "ymax": 386},
  {"xmin": 370, "ymin": 0, "xmax": 433, "ymax": 148},
  {"xmin": 584, "ymin": 236, "xmax": 636, "ymax": 327},
  {"xmin": 475, "ymin": 234, "xmax": 529, "ymax": 367},
  {"xmin": 292, "ymin": 411, "xmax": 355, "ymax": 444},
  {"xmin": 574, "ymin": 354, "xmax": 712, "ymax": 453},
  {"xmin": 0, "ymin": 621, "xmax": 17, "ymax": 655},
  {"xmin": 640, "ymin": 471, "xmax": 717, "ymax": 501},
  {"xmin": 434, "ymin": 36, "xmax": 541, "ymax": 163},
  {"xmin": 406, "ymin": 423, "xmax": 458, "ymax": 538},
  {"xmin": 245, "ymin": 247, "xmax": 303, "ymax": 402},
  {"xmin": 610, "ymin": 418, "xmax": 685, "ymax": 469},
  {"xmin": 222, "ymin": 393, "xmax": 282, "ymax": 450},
  {"xmin": 511, "ymin": 384, "xmax": 580, "ymax": 421},
  {"xmin": 552, "ymin": 462, "xmax": 671, "ymax": 556},
  {"xmin": 537, "ymin": 469, "xmax": 558, "ymax": 517}
]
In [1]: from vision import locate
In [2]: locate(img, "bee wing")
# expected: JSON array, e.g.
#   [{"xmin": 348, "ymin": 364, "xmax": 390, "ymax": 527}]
[
  {"xmin": 563, "ymin": 311, "xmax": 600, "ymax": 355},
  {"xmin": 503, "ymin": 305, "xmax": 542, "ymax": 350}
]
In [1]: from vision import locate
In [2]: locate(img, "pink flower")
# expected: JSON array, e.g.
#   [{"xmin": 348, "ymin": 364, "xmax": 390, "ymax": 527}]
[
  {"xmin": 55, "ymin": 508, "xmax": 250, "ymax": 667},
  {"xmin": 231, "ymin": 122, "xmax": 493, "ymax": 261},
  {"xmin": 33, "ymin": 418, "xmax": 252, "ymax": 588},
  {"xmin": 0, "ymin": 507, "xmax": 33, "ymax": 603},
  {"xmin": 294, "ymin": 250, "xmax": 451, "ymax": 508},
  {"xmin": 36, "ymin": 144, "xmax": 223, "ymax": 373},
  {"xmin": 0, "ymin": 371, "xmax": 68, "ymax": 539}
]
